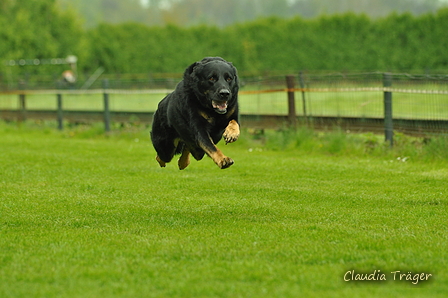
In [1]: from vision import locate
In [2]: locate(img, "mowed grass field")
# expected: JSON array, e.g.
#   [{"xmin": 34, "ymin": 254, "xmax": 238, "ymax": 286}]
[{"xmin": 1, "ymin": 122, "xmax": 448, "ymax": 298}]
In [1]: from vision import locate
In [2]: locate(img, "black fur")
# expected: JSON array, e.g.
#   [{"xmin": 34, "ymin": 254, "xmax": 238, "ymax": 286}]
[{"xmin": 151, "ymin": 57, "xmax": 240, "ymax": 169}]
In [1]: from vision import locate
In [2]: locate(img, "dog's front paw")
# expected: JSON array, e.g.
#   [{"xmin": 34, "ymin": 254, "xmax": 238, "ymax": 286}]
[
  {"xmin": 223, "ymin": 131, "xmax": 239, "ymax": 144},
  {"xmin": 223, "ymin": 120, "xmax": 240, "ymax": 144},
  {"xmin": 218, "ymin": 156, "xmax": 234, "ymax": 169}
]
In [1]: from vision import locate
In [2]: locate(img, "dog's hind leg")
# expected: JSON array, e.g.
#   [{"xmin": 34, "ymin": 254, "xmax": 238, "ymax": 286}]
[
  {"xmin": 178, "ymin": 147, "xmax": 190, "ymax": 170},
  {"xmin": 152, "ymin": 135, "xmax": 179, "ymax": 167},
  {"xmin": 156, "ymin": 155, "xmax": 166, "ymax": 167}
]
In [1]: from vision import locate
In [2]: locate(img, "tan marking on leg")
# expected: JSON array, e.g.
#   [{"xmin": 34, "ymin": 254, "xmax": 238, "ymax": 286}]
[
  {"xmin": 178, "ymin": 147, "xmax": 190, "ymax": 170},
  {"xmin": 199, "ymin": 111, "xmax": 214, "ymax": 124},
  {"xmin": 156, "ymin": 155, "xmax": 166, "ymax": 167},
  {"xmin": 223, "ymin": 120, "xmax": 240, "ymax": 144},
  {"xmin": 225, "ymin": 106, "xmax": 236, "ymax": 118},
  {"xmin": 199, "ymin": 139, "xmax": 234, "ymax": 169}
]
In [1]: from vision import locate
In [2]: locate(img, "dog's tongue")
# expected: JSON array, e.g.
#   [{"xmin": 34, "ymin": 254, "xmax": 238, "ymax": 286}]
[{"xmin": 212, "ymin": 101, "xmax": 227, "ymax": 112}]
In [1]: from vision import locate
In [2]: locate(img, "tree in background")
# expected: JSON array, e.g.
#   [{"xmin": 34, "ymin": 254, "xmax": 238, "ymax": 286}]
[
  {"xmin": 57, "ymin": 0, "xmax": 445, "ymax": 28},
  {"xmin": 57, "ymin": 0, "xmax": 151, "ymax": 28},
  {"xmin": 290, "ymin": 0, "xmax": 441, "ymax": 18},
  {"xmin": 160, "ymin": 0, "xmax": 290, "ymax": 27},
  {"xmin": 0, "ymin": 0, "xmax": 86, "ymax": 76}
]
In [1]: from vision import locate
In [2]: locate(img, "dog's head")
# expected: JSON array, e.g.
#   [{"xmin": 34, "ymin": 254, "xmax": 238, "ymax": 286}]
[{"xmin": 184, "ymin": 57, "xmax": 239, "ymax": 115}]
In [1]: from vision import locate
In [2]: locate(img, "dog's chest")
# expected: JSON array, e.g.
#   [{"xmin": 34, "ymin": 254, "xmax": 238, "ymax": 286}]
[{"xmin": 199, "ymin": 111, "xmax": 215, "ymax": 124}]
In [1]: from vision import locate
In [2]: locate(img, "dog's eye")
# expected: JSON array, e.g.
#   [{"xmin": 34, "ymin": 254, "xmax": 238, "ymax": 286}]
[
  {"xmin": 226, "ymin": 77, "xmax": 233, "ymax": 83},
  {"xmin": 209, "ymin": 76, "xmax": 217, "ymax": 82}
]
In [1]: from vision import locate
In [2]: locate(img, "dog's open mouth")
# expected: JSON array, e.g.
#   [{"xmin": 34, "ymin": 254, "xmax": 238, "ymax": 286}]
[{"xmin": 212, "ymin": 100, "xmax": 228, "ymax": 114}]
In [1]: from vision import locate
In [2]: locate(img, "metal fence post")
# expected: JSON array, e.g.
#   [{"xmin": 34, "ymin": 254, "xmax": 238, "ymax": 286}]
[
  {"xmin": 103, "ymin": 79, "xmax": 111, "ymax": 132},
  {"xmin": 286, "ymin": 75, "xmax": 297, "ymax": 129},
  {"xmin": 383, "ymin": 73, "xmax": 393, "ymax": 147}
]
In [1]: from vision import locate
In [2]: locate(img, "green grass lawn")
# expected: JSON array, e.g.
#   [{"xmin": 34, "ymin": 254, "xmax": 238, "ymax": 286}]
[{"xmin": 1, "ymin": 122, "xmax": 448, "ymax": 297}]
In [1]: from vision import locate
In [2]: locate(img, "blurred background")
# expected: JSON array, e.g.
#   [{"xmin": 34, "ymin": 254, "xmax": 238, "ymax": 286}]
[
  {"xmin": 1, "ymin": 0, "xmax": 448, "ymax": 136},
  {"xmin": 1, "ymin": 0, "xmax": 448, "ymax": 85},
  {"xmin": 57, "ymin": 0, "xmax": 446, "ymax": 28}
]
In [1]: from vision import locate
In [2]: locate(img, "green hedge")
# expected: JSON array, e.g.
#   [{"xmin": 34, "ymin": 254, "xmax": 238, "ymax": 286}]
[
  {"xmin": 1, "ymin": 1, "xmax": 448, "ymax": 76},
  {"xmin": 85, "ymin": 10, "xmax": 448, "ymax": 74}
]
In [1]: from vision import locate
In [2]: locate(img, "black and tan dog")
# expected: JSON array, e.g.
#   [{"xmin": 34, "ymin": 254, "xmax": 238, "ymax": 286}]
[{"xmin": 151, "ymin": 57, "xmax": 240, "ymax": 170}]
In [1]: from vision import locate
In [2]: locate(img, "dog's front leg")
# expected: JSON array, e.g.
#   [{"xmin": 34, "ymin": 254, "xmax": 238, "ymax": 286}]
[
  {"xmin": 197, "ymin": 134, "xmax": 234, "ymax": 169},
  {"xmin": 223, "ymin": 119, "xmax": 240, "ymax": 144}
]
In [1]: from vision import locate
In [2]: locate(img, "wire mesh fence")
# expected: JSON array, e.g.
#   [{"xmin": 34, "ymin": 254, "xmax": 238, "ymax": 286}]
[
  {"xmin": 1, "ymin": 72, "xmax": 448, "ymax": 137},
  {"xmin": 239, "ymin": 72, "xmax": 448, "ymax": 135}
]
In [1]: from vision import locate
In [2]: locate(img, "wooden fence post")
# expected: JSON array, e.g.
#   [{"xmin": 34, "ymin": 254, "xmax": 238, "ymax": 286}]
[
  {"xmin": 286, "ymin": 75, "xmax": 297, "ymax": 129},
  {"xmin": 103, "ymin": 79, "xmax": 111, "ymax": 132},
  {"xmin": 18, "ymin": 80, "xmax": 27, "ymax": 123},
  {"xmin": 56, "ymin": 81, "xmax": 63, "ymax": 130},
  {"xmin": 299, "ymin": 71, "xmax": 308, "ymax": 125},
  {"xmin": 383, "ymin": 73, "xmax": 393, "ymax": 147},
  {"xmin": 57, "ymin": 93, "xmax": 63, "ymax": 130},
  {"xmin": 18, "ymin": 93, "xmax": 26, "ymax": 123}
]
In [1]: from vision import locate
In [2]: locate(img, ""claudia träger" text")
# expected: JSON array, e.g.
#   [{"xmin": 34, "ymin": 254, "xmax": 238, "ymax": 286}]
[{"xmin": 344, "ymin": 270, "xmax": 432, "ymax": 284}]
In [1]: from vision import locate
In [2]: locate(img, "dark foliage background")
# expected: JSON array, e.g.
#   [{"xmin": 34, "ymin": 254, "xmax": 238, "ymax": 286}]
[{"xmin": 1, "ymin": 0, "xmax": 448, "ymax": 78}]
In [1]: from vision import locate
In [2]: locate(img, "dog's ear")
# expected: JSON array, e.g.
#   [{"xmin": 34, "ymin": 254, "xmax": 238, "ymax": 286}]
[
  {"xmin": 184, "ymin": 61, "xmax": 203, "ymax": 85},
  {"xmin": 225, "ymin": 61, "xmax": 238, "ymax": 79},
  {"xmin": 184, "ymin": 62, "xmax": 199, "ymax": 76},
  {"xmin": 183, "ymin": 61, "xmax": 202, "ymax": 94},
  {"xmin": 228, "ymin": 62, "xmax": 239, "ymax": 92},
  {"xmin": 184, "ymin": 62, "xmax": 201, "ymax": 79}
]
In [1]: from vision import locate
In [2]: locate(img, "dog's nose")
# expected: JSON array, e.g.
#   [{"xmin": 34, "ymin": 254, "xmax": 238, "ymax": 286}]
[{"xmin": 219, "ymin": 89, "xmax": 230, "ymax": 98}]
